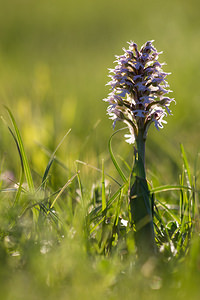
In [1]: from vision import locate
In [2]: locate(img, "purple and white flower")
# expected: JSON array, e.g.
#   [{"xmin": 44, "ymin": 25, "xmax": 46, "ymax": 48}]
[{"xmin": 104, "ymin": 40, "xmax": 175, "ymax": 144}]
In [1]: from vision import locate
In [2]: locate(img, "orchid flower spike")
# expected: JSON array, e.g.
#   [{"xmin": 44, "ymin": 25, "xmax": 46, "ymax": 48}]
[{"xmin": 104, "ymin": 40, "xmax": 175, "ymax": 144}]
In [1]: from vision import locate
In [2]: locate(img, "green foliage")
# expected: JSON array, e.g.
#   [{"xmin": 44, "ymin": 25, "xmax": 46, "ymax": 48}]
[{"xmin": 0, "ymin": 113, "xmax": 200, "ymax": 299}]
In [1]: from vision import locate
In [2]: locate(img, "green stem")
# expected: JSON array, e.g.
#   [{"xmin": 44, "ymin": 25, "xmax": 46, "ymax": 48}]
[
  {"xmin": 135, "ymin": 129, "xmax": 146, "ymax": 178},
  {"xmin": 129, "ymin": 129, "xmax": 156, "ymax": 258}
]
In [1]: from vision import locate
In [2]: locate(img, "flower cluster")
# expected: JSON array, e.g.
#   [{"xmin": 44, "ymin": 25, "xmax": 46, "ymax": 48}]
[{"xmin": 104, "ymin": 40, "xmax": 174, "ymax": 144}]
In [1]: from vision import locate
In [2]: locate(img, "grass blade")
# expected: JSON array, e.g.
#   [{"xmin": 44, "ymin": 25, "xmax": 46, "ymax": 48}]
[
  {"xmin": 48, "ymin": 172, "xmax": 78, "ymax": 212},
  {"xmin": 180, "ymin": 144, "xmax": 192, "ymax": 187},
  {"xmin": 76, "ymin": 160, "xmax": 121, "ymax": 186},
  {"xmin": 14, "ymin": 170, "xmax": 25, "ymax": 205},
  {"xmin": 5, "ymin": 106, "xmax": 34, "ymax": 192},
  {"xmin": 155, "ymin": 199, "xmax": 180, "ymax": 224},
  {"xmin": 108, "ymin": 128, "xmax": 127, "ymax": 183},
  {"xmin": 41, "ymin": 129, "xmax": 71, "ymax": 188},
  {"xmin": 101, "ymin": 159, "xmax": 106, "ymax": 212},
  {"xmin": 88, "ymin": 184, "xmax": 126, "ymax": 223},
  {"xmin": 151, "ymin": 184, "xmax": 193, "ymax": 194}
]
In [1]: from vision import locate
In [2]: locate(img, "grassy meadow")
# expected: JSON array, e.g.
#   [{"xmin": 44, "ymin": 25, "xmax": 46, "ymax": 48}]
[{"xmin": 0, "ymin": 0, "xmax": 200, "ymax": 299}]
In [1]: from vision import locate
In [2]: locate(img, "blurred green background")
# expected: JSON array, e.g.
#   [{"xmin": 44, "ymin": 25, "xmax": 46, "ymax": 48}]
[
  {"xmin": 0, "ymin": 0, "xmax": 199, "ymax": 186},
  {"xmin": 0, "ymin": 2, "xmax": 199, "ymax": 299}
]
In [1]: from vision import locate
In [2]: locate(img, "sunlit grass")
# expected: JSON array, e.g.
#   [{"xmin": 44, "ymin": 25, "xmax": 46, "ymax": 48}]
[{"xmin": 0, "ymin": 111, "xmax": 199, "ymax": 299}]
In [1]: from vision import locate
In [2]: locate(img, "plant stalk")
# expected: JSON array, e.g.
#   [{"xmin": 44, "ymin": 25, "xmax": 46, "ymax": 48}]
[{"xmin": 129, "ymin": 129, "xmax": 156, "ymax": 258}]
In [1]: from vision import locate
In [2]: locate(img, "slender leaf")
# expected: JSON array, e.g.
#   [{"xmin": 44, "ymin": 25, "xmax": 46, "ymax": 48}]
[
  {"xmin": 156, "ymin": 199, "xmax": 180, "ymax": 223},
  {"xmin": 14, "ymin": 170, "xmax": 25, "ymax": 205},
  {"xmin": 48, "ymin": 172, "xmax": 78, "ymax": 212},
  {"xmin": 5, "ymin": 106, "xmax": 34, "ymax": 192},
  {"xmin": 90, "ymin": 216, "xmax": 106, "ymax": 234},
  {"xmin": 108, "ymin": 128, "xmax": 128, "ymax": 183},
  {"xmin": 180, "ymin": 144, "xmax": 192, "ymax": 187},
  {"xmin": 76, "ymin": 164, "xmax": 83, "ymax": 204},
  {"xmin": 76, "ymin": 160, "xmax": 121, "ymax": 186},
  {"xmin": 151, "ymin": 184, "xmax": 193, "ymax": 194},
  {"xmin": 41, "ymin": 129, "xmax": 71, "ymax": 188},
  {"xmin": 88, "ymin": 184, "xmax": 126, "ymax": 222},
  {"xmin": 101, "ymin": 159, "xmax": 106, "ymax": 212}
]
